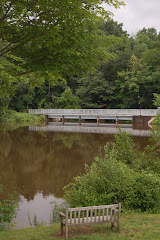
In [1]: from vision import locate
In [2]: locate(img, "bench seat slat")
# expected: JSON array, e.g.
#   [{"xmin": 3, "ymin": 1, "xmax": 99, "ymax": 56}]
[{"xmin": 62, "ymin": 215, "xmax": 118, "ymax": 225}]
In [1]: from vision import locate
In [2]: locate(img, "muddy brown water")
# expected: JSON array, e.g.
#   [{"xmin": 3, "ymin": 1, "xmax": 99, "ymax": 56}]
[{"xmin": 0, "ymin": 124, "xmax": 150, "ymax": 228}]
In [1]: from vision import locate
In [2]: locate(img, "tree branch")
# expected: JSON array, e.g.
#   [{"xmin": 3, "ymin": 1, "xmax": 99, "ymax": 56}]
[
  {"xmin": 0, "ymin": 28, "xmax": 14, "ymax": 39},
  {"xmin": 27, "ymin": 0, "xmax": 38, "ymax": 11},
  {"xmin": 0, "ymin": 34, "xmax": 28, "ymax": 54},
  {"xmin": 0, "ymin": 34, "xmax": 32, "ymax": 57},
  {"xmin": 0, "ymin": 2, "xmax": 13, "ymax": 24},
  {"xmin": 13, "ymin": 71, "xmax": 33, "ymax": 76}
]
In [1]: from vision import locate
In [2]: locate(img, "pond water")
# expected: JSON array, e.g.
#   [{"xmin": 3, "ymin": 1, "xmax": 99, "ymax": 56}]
[{"xmin": 0, "ymin": 123, "xmax": 151, "ymax": 228}]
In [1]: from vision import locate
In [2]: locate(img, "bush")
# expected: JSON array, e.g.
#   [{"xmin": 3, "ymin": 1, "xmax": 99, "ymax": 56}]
[
  {"xmin": 131, "ymin": 171, "xmax": 160, "ymax": 212},
  {"xmin": 0, "ymin": 184, "xmax": 18, "ymax": 230},
  {"xmin": 0, "ymin": 110, "xmax": 44, "ymax": 126},
  {"xmin": 64, "ymin": 157, "xmax": 136, "ymax": 208},
  {"xmin": 64, "ymin": 130, "xmax": 160, "ymax": 213}
]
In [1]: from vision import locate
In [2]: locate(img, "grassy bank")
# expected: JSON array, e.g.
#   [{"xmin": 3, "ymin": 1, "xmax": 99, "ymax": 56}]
[
  {"xmin": 0, "ymin": 212, "xmax": 160, "ymax": 240},
  {"xmin": 0, "ymin": 110, "xmax": 45, "ymax": 129}
]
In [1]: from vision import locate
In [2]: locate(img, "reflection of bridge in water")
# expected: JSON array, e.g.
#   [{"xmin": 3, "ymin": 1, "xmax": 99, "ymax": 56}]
[{"xmin": 29, "ymin": 123, "xmax": 152, "ymax": 137}]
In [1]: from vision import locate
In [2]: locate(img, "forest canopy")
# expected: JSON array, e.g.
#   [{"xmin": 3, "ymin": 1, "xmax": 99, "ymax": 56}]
[
  {"xmin": 1, "ymin": 1, "xmax": 160, "ymax": 112},
  {"xmin": 0, "ymin": 0, "xmax": 124, "ymax": 74},
  {"xmin": 0, "ymin": 0, "xmax": 125, "ymax": 113}
]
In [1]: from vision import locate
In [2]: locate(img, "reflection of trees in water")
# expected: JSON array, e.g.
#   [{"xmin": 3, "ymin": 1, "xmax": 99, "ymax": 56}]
[
  {"xmin": 0, "ymin": 128, "xmax": 114, "ymax": 201},
  {"xmin": 52, "ymin": 132, "xmax": 82, "ymax": 149},
  {"xmin": 0, "ymin": 128, "xmax": 149, "ymax": 201},
  {"xmin": 132, "ymin": 136, "xmax": 149, "ymax": 151}
]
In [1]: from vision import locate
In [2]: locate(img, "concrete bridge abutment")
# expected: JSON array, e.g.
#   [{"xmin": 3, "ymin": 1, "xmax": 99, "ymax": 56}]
[{"xmin": 132, "ymin": 116, "xmax": 153, "ymax": 125}]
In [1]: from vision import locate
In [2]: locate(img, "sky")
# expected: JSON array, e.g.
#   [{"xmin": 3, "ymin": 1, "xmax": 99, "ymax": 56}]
[{"xmin": 104, "ymin": 0, "xmax": 160, "ymax": 35}]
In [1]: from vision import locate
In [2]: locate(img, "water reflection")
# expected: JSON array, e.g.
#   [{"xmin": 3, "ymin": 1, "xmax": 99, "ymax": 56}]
[
  {"xmin": 0, "ymin": 126, "xmax": 150, "ymax": 228},
  {"xmin": 16, "ymin": 193, "xmax": 63, "ymax": 229},
  {"xmin": 29, "ymin": 122, "xmax": 152, "ymax": 136}
]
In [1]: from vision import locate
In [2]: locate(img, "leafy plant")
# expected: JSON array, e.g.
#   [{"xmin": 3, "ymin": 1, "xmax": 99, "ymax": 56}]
[
  {"xmin": 50, "ymin": 201, "xmax": 69, "ymax": 223},
  {"xmin": 28, "ymin": 212, "xmax": 45, "ymax": 227},
  {"xmin": 64, "ymin": 130, "xmax": 160, "ymax": 213},
  {"xmin": 0, "ymin": 184, "xmax": 18, "ymax": 231},
  {"xmin": 55, "ymin": 87, "xmax": 80, "ymax": 109}
]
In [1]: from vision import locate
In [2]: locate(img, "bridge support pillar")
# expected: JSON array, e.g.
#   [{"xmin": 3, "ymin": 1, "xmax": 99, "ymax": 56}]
[
  {"xmin": 116, "ymin": 116, "xmax": 119, "ymax": 124},
  {"xmin": 133, "ymin": 116, "xmax": 153, "ymax": 125},
  {"xmin": 79, "ymin": 115, "xmax": 81, "ymax": 126},
  {"xmin": 44, "ymin": 115, "xmax": 48, "ymax": 125},
  {"xmin": 62, "ymin": 115, "xmax": 65, "ymax": 125},
  {"xmin": 97, "ymin": 116, "xmax": 100, "ymax": 127}
]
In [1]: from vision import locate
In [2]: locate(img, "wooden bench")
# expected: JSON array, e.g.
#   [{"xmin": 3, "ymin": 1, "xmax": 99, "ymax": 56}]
[{"xmin": 59, "ymin": 203, "xmax": 121, "ymax": 239}]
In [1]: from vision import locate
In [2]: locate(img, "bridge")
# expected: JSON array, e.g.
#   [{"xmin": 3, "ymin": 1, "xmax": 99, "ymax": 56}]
[{"xmin": 28, "ymin": 109, "xmax": 159, "ymax": 125}]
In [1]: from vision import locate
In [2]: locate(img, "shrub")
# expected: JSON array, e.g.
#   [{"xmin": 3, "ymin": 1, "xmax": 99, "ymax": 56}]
[
  {"xmin": 0, "ymin": 184, "xmax": 18, "ymax": 230},
  {"xmin": 131, "ymin": 171, "xmax": 160, "ymax": 212},
  {"xmin": 64, "ymin": 130, "xmax": 160, "ymax": 213},
  {"xmin": 103, "ymin": 128, "xmax": 141, "ymax": 169},
  {"xmin": 64, "ymin": 155, "xmax": 136, "ymax": 208},
  {"xmin": 0, "ymin": 110, "xmax": 45, "ymax": 126}
]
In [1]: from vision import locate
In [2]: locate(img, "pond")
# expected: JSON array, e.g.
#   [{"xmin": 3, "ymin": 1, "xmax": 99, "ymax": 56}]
[{"xmin": 0, "ymin": 123, "xmax": 150, "ymax": 228}]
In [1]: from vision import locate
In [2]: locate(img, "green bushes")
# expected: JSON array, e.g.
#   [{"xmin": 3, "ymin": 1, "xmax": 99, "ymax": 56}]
[
  {"xmin": 64, "ymin": 158, "xmax": 136, "ymax": 207},
  {"xmin": 152, "ymin": 114, "xmax": 160, "ymax": 131},
  {"xmin": 64, "ymin": 130, "xmax": 160, "ymax": 213},
  {"xmin": 131, "ymin": 171, "xmax": 160, "ymax": 212},
  {"xmin": 0, "ymin": 184, "xmax": 18, "ymax": 230},
  {"xmin": 0, "ymin": 110, "xmax": 44, "ymax": 126}
]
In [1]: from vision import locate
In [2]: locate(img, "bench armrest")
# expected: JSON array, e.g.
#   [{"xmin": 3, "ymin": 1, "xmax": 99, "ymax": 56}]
[{"xmin": 59, "ymin": 212, "xmax": 65, "ymax": 218}]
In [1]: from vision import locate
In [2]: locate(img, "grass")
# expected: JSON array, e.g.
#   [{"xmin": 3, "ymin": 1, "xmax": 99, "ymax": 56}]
[
  {"xmin": 0, "ymin": 212, "xmax": 160, "ymax": 240},
  {"xmin": 0, "ymin": 110, "xmax": 45, "ymax": 130}
]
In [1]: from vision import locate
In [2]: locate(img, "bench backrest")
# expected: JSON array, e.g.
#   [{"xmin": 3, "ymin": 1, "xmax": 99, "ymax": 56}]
[{"xmin": 66, "ymin": 203, "xmax": 121, "ymax": 225}]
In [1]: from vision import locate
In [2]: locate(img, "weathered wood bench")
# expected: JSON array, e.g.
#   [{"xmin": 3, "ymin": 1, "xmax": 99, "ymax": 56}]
[{"xmin": 59, "ymin": 203, "xmax": 121, "ymax": 239}]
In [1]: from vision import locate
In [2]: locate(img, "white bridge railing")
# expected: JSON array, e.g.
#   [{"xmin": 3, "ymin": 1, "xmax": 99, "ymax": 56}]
[{"xmin": 28, "ymin": 109, "xmax": 159, "ymax": 116}]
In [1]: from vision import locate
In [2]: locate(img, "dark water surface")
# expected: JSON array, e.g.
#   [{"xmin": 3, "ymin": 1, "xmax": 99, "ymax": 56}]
[{"xmin": 0, "ymin": 124, "xmax": 150, "ymax": 228}]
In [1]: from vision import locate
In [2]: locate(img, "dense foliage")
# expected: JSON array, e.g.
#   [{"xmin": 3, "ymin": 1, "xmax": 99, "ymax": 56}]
[
  {"xmin": 1, "ymin": 21, "xmax": 160, "ymax": 113},
  {"xmin": 0, "ymin": 0, "xmax": 123, "ymax": 73},
  {"xmin": 1, "ymin": 1, "xmax": 160, "ymax": 113},
  {"xmin": 74, "ymin": 25, "xmax": 160, "ymax": 109},
  {"xmin": 0, "ymin": 0, "xmax": 124, "ymax": 113},
  {"xmin": 64, "ymin": 130, "xmax": 160, "ymax": 213},
  {"xmin": 0, "ymin": 184, "xmax": 18, "ymax": 230}
]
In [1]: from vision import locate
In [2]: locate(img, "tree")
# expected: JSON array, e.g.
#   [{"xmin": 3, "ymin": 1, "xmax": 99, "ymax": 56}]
[
  {"xmin": 0, "ymin": 1, "xmax": 124, "ymax": 113},
  {"xmin": 74, "ymin": 20, "xmax": 131, "ymax": 109},
  {"xmin": 55, "ymin": 87, "xmax": 80, "ymax": 109},
  {"xmin": 76, "ymin": 71, "xmax": 115, "ymax": 108},
  {"xmin": 0, "ymin": 40, "xmax": 27, "ymax": 112},
  {"xmin": 116, "ymin": 54, "xmax": 152, "ymax": 108},
  {"xmin": 153, "ymin": 93, "xmax": 160, "ymax": 107},
  {"xmin": 101, "ymin": 19, "xmax": 128, "ymax": 37},
  {"xmin": 0, "ymin": 0, "xmax": 124, "ymax": 76}
]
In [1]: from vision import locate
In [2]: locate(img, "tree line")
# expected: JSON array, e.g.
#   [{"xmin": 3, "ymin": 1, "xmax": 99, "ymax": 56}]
[{"xmin": 9, "ymin": 23, "xmax": 160, "ymax": 111}]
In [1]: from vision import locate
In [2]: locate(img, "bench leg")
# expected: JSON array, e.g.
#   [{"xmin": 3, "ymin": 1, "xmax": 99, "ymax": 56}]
[
  {"xmin": 65, "ymin": 224, "xmax": 68, "ymax": 239},
  {"xmin": 111, "ymin": 222, "xmax": 114, "ymax": 230},
  {"xmin": 61, "ymin": 222, "xmax": 63, "ymax": 236},
  {"xmin": 118, "ymin": 220, "xmax": 120, "ymax": 233}
]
